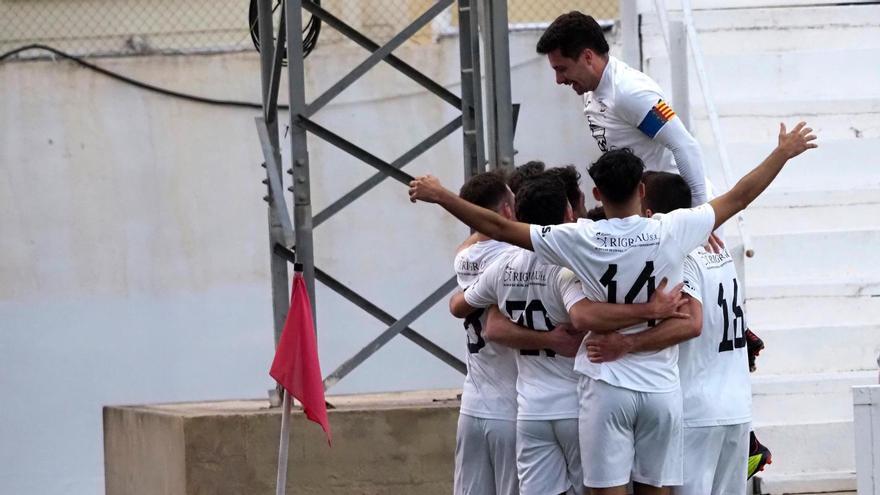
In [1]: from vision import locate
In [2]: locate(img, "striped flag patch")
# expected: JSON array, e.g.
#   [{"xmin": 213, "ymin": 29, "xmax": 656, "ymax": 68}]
[{"xmin": 637, "ymin": 100, "xmax": 676, "ymax": 138}]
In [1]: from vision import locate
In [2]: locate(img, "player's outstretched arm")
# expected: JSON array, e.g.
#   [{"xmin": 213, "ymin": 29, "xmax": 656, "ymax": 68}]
[
  {"xmin": 585, "ymin": 295, "xmax": 702, "ymax": 363},
  {"xmin": 484, "ymin": 306, "xmax": 583, "ymax": 357},
  {"xmin": 709, "ymin": 121, "xmax": 817, "ymax": 230},
  {"xmin": 409, "ymin": 175, "xmax": 533, "ymax": 250},
  {"xmin": 568, "ymin": 278, "xmax": 689, "ymax": 334}
]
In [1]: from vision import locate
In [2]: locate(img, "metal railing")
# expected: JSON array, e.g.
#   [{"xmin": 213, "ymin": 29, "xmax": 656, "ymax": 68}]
[{"xmin": 637, "ymin": 0, "xmax": 755, "ymax": 258}]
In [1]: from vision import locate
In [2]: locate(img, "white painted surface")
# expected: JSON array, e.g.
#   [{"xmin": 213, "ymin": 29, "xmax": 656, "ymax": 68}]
[{"xmin": 854, "ymin": 386, "xmax": 880, "ymax": 495}]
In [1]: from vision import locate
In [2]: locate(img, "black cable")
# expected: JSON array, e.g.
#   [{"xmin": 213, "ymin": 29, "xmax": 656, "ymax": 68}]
[
  {"xmin": 249, "ymin": 0, "xmax": 321, "ymax": 66},
  {"xmin": 0, "ymin": 44, "xmax": 288, "ymax": 111}
]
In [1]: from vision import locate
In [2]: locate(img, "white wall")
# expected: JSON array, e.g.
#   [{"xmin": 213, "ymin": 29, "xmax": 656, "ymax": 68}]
[{"xmin": 0, "ymin": 31, "xmax": 608, "ymax": 494}]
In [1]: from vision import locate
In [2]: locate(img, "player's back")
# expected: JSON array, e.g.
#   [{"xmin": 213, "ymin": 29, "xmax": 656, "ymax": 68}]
[
  {"xmin": 530, "ymin": 204, "xmax": 716, "ymax": 392},
  {"xmin": 583, "ymin": 56, "xmax": 675, "ymax": 173},
  {"xmin": 453, "ymin": 240, "xmax": 518, "ymax": 420},
  {"xmin": 488, "ymin": 248, "xmax": 581, "ymax": 420},
  {"xmin": 679, "ymin": 247, "xmax": 751, "ymax": 426}
]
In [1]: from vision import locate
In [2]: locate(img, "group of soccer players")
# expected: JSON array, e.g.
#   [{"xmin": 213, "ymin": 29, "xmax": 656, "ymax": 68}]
[{"xmin": 407, "ymin": 11, "xmax": 818, "ymax": 495}]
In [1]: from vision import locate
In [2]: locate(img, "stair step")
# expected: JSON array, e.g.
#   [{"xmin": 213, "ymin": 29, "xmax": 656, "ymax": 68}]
[
  {"xmin": 648, "ymin": 49, "xmax": 880, "ymax": 105},
  {"xmin": 703, "ymin": 139, "xmax": 880, "ymax": 195},
  {"xmin": 749, "ymin": 323, "xmax": 879, "ymax": 375},
  {"xmin": 740, "ymin": 203, "xmax": 880, "ymax": 236},
  {"xmin": 755, "ymin": 470, "xmax": 856, "ymax": 495},
  {"xmin": 747, "ymin": 278, "xmax": 880, "ymax": 299},
  {"xmin": 752, "ymin": 420, "xmax": 853, "ymax": 474},
  {"xmin": 641, "ymin": 4, "xmax": 880, "ymax": 57},
  {"xmin": 747, "ymin": 295, "xmax": 880, "ymax": 328},
  {"xmin": 745, "ymin": 229, "xmax": 880, "ymax": 286},
  {"xmin": 690, "ymin": 98, "xmax": 880, "ymax": 144},
  {"xmin": 749, "ymin": 188, "xmax": 880, "ymax": 209},
  {"xmin": 752, "ymin": 371, "xmax": 876, "ymax": 424}
]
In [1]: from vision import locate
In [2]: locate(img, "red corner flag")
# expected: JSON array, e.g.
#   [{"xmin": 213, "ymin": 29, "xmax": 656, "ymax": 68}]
[{"xmin": 270, "ymin": 272, "xmax": 331, "ymax": 445}]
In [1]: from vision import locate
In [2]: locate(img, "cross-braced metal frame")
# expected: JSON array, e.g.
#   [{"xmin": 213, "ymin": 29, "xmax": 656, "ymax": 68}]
[{"xmin": 255, "ymin": 0, "xmax": 515, "ymax": 390}]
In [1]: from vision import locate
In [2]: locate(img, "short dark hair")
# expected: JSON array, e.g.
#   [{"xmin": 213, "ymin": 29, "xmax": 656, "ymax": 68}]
[
  {"xmin": 536, "ymin": 11, "xmax": 610, "ymax": 59},
  {"xmin": 515, "ymin": 173, "xmax": 568, "ymax": 226},
  {"xmin": 544, "ymin": 165, "xmax": 582, "ymax": 211},
  {"xmin": 459, "ymin": 170, "xmax": 509, "ymax": 210},
  {"xmin": 585, "ymin": 205, "xmax": 606, "ymax": 221},
  {"xmin": 587, "ymin": 149, "xmax": 645, "ymax": 205},
  {"xmin": 642, "ymin": 171, "xmax": 692, "ymax": 214},
  {"xmin": 508, "ymin": 160, "xmax": 546, "ymax": 195}
]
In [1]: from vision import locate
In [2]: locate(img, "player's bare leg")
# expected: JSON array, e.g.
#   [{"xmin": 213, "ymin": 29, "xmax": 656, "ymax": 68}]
[
  {"xmin": 632, "ymin": 482, "xmax": 669, "ymax": 495},
  {"xmin": 591, "ymin": 485, "xmax": 628, "ymax": 495}
]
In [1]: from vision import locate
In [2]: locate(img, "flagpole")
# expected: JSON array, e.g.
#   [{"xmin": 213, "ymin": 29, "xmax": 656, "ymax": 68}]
[{"xmin": 275, "ymin": 387, "xmax": 292, "ymax": 495}]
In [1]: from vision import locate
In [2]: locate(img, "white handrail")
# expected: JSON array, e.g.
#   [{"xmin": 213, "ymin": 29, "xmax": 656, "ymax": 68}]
[{"xmin": 654, "ymin": 0, "xmax": 755, "ymax": 257}]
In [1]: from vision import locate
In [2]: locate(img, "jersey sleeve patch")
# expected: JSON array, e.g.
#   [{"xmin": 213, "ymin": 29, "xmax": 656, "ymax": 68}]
[{"xmin": 637, "ymin": 100, "xmax": 676, "ymax": 138}]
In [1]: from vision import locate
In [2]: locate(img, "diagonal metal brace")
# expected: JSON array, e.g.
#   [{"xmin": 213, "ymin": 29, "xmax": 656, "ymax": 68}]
[
  {"xmin": 300, "ymin": 0, "xmax": 461, "ymax": 109},
  {"xmin": 323, "ymin": 275, "xmax": 460, "ymax": 390},
  {"xmin": 264, "ymin": 1, "xmax": 287, "ymax": 125},
  {"xmin": 313, "ymin": 115, "xmax": 461, "ymax": 227},
  {"xmin": 305, "ymin": 0, "xmax": 455, "ymax": 117},
  {"xmin": 256, "ymin": 117, "xmax": 295, "ymax": 247},
  {"xmin": 272, "ymin": 244, "xmax": 466, "ymax": 375},
  {"xmin": 298, "ymin": 116, "xmax": 415, "ymax": 185},
  {"xmin": 314, "ymin": 266, "xmax": 466, "ymax": 374}
]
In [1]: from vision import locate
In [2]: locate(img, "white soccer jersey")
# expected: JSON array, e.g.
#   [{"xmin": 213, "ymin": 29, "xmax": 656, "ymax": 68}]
[
  {"xmin": 454, "ymin": 240, "xmax": 519, "ymax": 420},
  {"xmin": 529, "ymin": 204, "xmax": 716, "ymax": 393},
  {"xmin": 464, "ymin": 248, "xmax": 586, "ymax": 420},
  {"xmin": 679, "ymin": 247, "xmax": 752, "ymax": 427},
  {"xmin": 583, "ymin": 56, "xmax": 677, "ymax": 172}
]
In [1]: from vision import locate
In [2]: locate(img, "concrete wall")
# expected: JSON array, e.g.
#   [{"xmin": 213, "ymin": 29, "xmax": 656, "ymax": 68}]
[
  {"xmin": 0, "ymin": 31, "xmax": 607, "ymax": 495},
  {"xmin": 103, "ymin": 393, "xmax": 460, "ymax": 495}
]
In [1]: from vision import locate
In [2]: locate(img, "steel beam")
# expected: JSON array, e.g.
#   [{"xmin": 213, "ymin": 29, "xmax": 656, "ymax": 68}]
[
  {"xmin": 313, "ymin": 116, "xmax": 462, "ymax": 227},
  {"xmin": 298, "ymin": 117, "xmax": 415, "ymax": 185},
  {"xmin": 300, "ymin": 0, "xmax": 461, "ymax": 109},
  {"xmin": 285, "ymin": 0, "xmax": 317, "ymax": 323},
  {"xmin": 258, "ymin": 0, "xmax": 290, "ymax": 345},
  {"xmin": 314, "ymin": 266, "xmax": 466, "ymax": 374},
  {"xmin": 305, "ymin": 0, "xmax": 455, "ymax": 117},
  {"xmin": 457, "ymin": 0, "xmax": 485, "ymax": 179},
  {"xmin": 323, "ymin": 276, "xmax": 460, "ymax": 390},
  {"xmin": 479, "ymin": 0, "xmax": 515, "ymax": 170}
]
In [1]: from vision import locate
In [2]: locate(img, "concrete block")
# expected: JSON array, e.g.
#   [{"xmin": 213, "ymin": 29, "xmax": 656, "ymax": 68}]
[
  {"xmin": 755, "ymin": 471, "xmax": 856, "ymax": 495},
  {"xmin": 104, "ymin": 391, "xmax": 461, "ymax": 495}
]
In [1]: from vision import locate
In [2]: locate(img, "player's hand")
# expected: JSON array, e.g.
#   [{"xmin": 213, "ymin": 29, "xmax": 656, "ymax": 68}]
[
  {"xmin": 777, "ymin": 121, "xmax": 818, "ymax": 159},
  {"xmin": 703, "ymin": 232, "xmax": 725, "ymax": 254},
  {"xmin": 408, "ymin": 175, "xmax": 446, "ymax": 203},
  {"xmin": 647, "ymin": 278, "xmax": 689, "ymax": 320},
  {"xmin": 547, "ymin": 324, "xmax": 585, "ymax": 358},
  {"xmin": 585, "ymin": 332, "xmax": 633, "ymax": 363}
]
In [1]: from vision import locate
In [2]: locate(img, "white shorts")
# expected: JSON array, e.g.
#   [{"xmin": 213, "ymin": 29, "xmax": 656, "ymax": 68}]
[
  {"xmin": 578, "ymin": 376, "xmax": 683, "ymax": 489},
  {"xmin": 673, "ymin": 423, "xmax": 749, "ymax": 495},
  {"xmin": 516, "ymin": 419, "xmax": 584, "ymax": 495},
  {"xmin": 454, "ymin": 413, "xmax": 519, "ymax": 495}
]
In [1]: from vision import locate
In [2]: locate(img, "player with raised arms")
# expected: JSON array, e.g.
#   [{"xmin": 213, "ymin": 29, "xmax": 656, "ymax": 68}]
[{"xmin": 409, "ymin": 122, "xmax": 816, "ymax": 494}]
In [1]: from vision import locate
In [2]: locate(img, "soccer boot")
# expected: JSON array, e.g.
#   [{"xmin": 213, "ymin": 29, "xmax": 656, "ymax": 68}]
[
  {"xmin": 745, "ymin": 328, "xmax": 764, "ymax": 372},
  {"xmin": 747, "ymin": 430, "xmax": 772, "ymax": 479}
]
